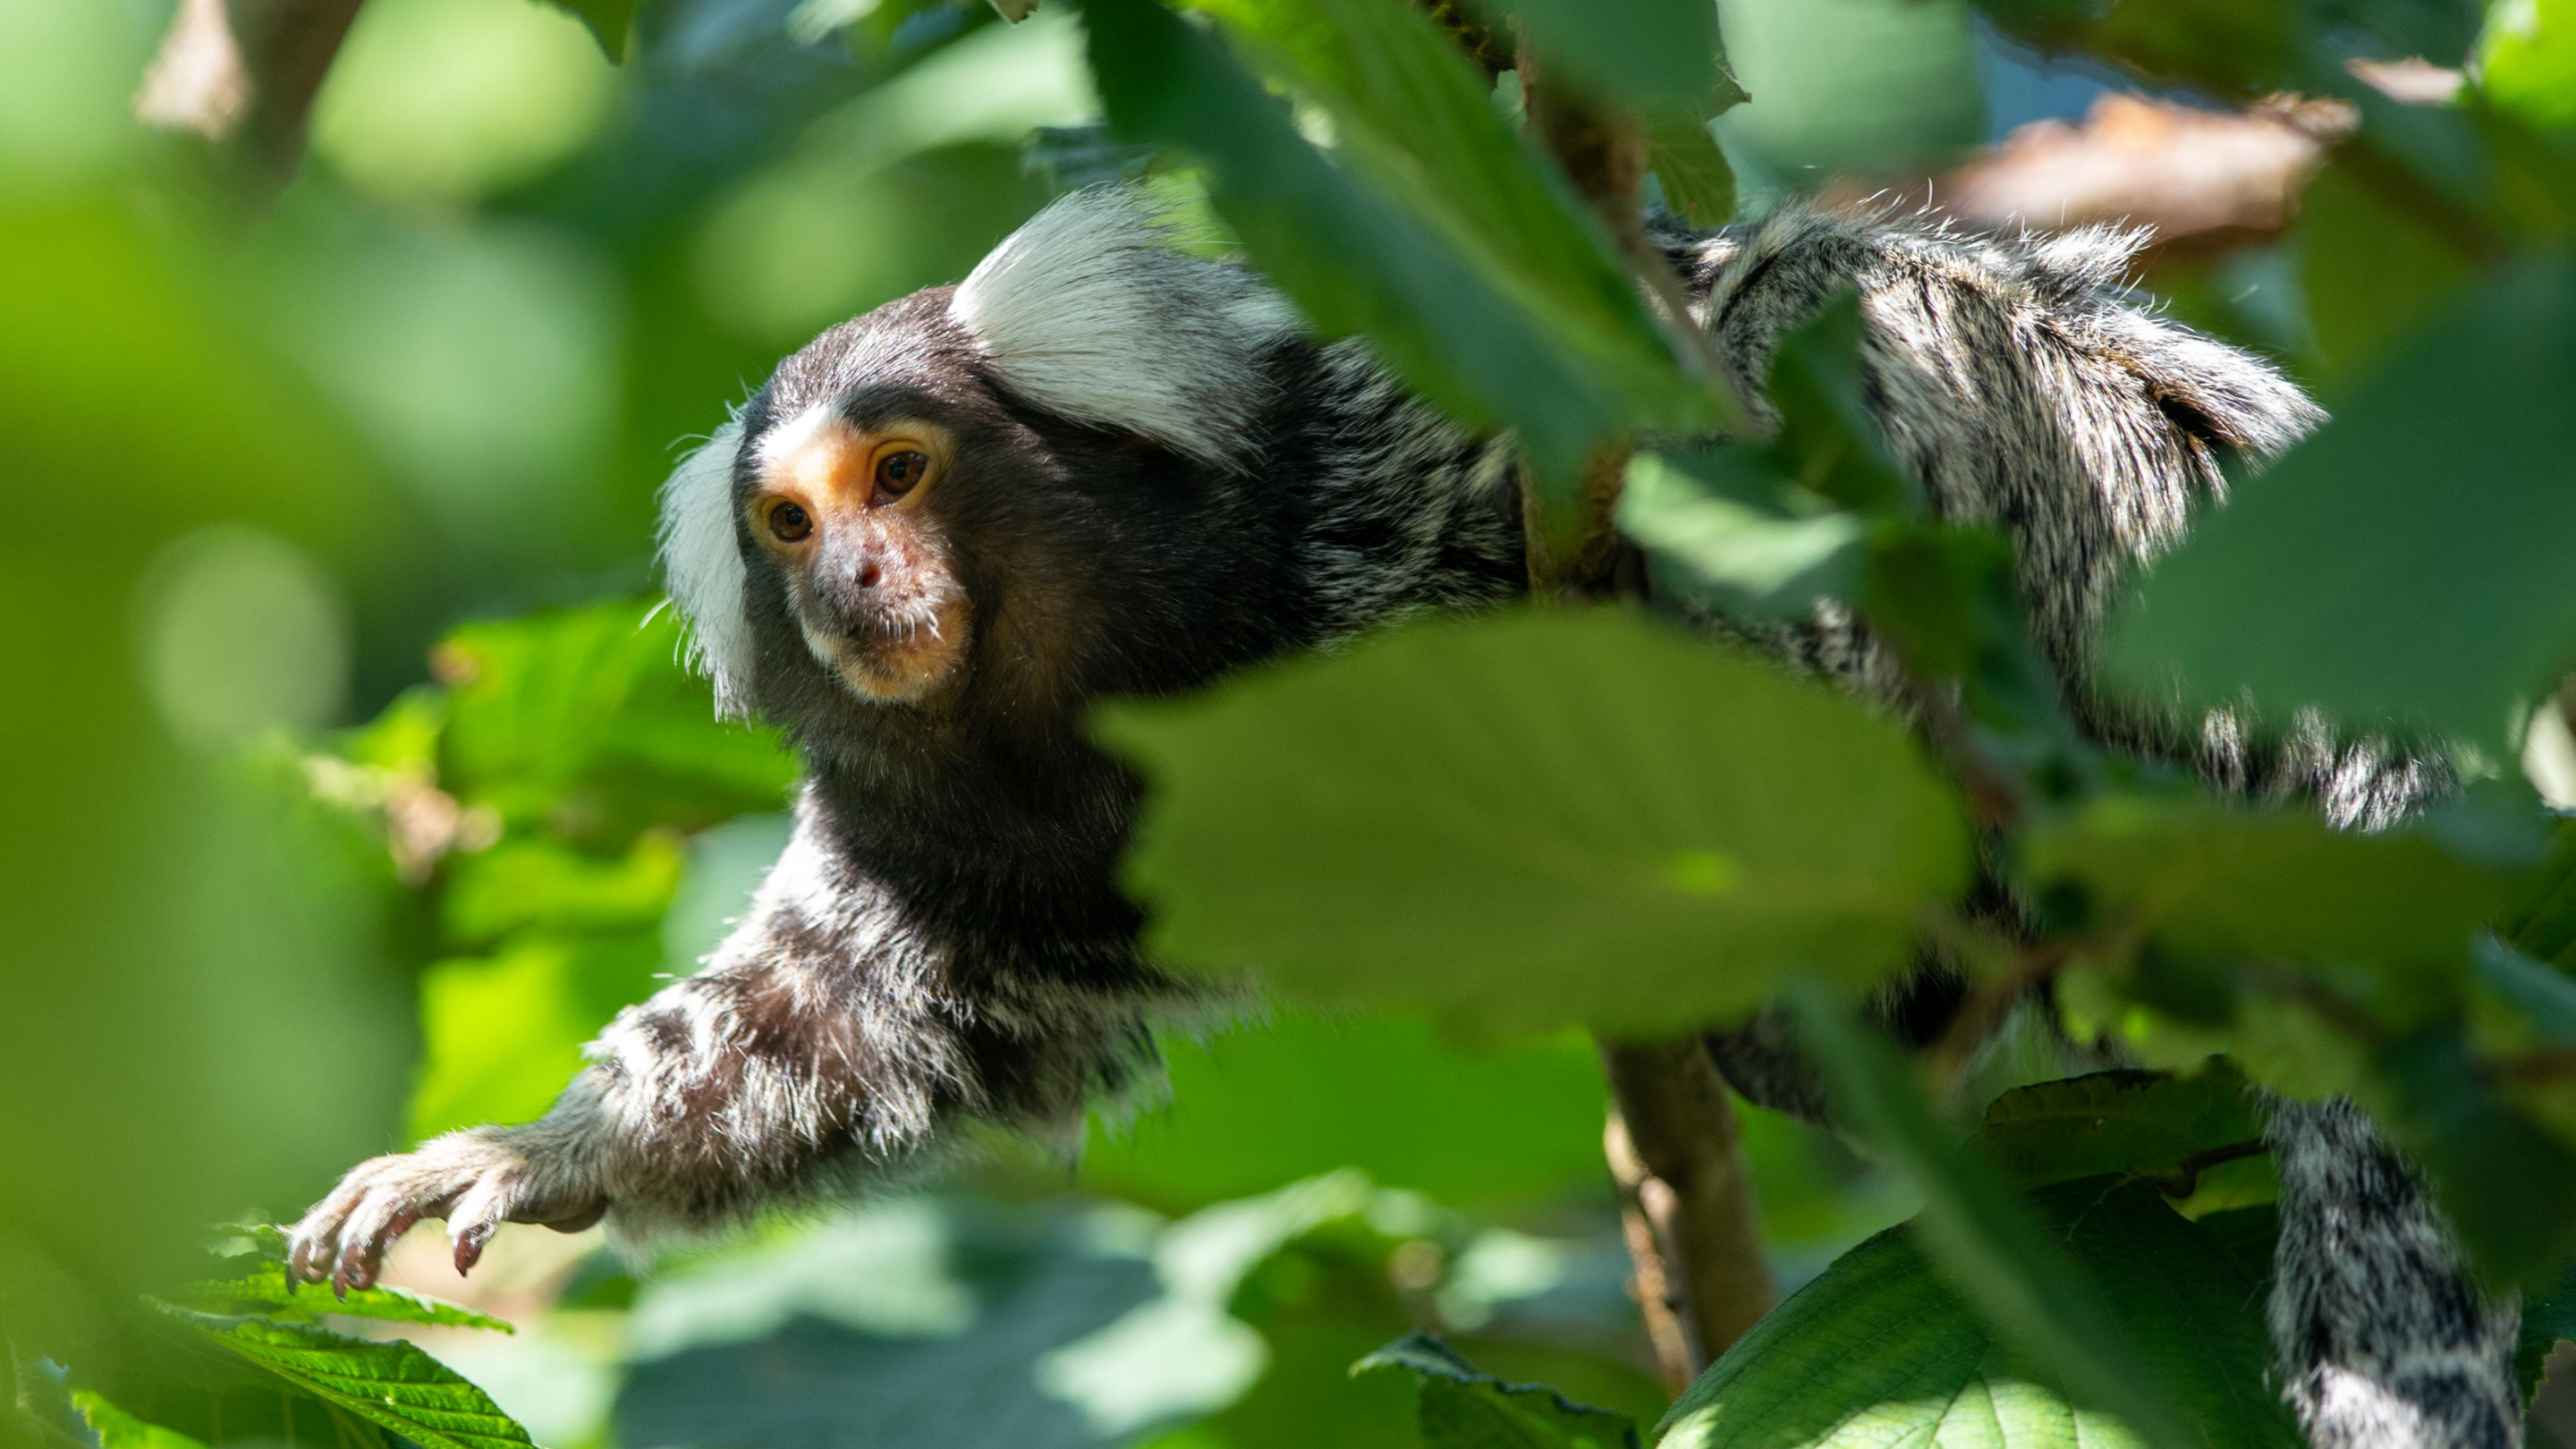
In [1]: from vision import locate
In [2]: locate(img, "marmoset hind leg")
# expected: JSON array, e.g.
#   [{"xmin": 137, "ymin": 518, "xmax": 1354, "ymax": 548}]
[{"xmin": 1664, "ymin": 204, "xmax": 2523, "ymax": 1448}]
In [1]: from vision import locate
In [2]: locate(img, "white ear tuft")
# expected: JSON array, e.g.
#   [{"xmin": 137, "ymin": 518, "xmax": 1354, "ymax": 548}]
[
  {"xmin": 657, "ymin": 417, "xmax": 755, "ymax": 719},
  {"xmin": 950, "ymin": 187, "xmax": 1298, "ymax": 470}
]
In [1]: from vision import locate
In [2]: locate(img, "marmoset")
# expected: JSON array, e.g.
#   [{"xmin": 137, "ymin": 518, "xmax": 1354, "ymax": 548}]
[{"xmin": 290, "ymin": 188, "xmax": 2515, "ymax": 1449}]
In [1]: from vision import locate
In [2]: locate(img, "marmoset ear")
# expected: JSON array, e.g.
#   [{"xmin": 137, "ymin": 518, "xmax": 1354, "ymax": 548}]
[
  {"xmin": 657, "ymin": 416, "xmax": 755, "ymax": 718},
  {"xmin": 949, "ymin": 186, "xmax": 1299, "ymax": 471}
]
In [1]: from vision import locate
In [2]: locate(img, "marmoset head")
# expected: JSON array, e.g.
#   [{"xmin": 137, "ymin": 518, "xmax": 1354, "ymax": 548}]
[{"xmin": 656, "ymin": 188, "xmax": 1301, "ymax": 736}]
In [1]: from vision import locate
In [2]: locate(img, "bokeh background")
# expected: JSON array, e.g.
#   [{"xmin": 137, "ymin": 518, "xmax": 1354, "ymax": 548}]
[{"xmin": 4, "ymin": 0, "xmax": 2570, "ymax": 1445}]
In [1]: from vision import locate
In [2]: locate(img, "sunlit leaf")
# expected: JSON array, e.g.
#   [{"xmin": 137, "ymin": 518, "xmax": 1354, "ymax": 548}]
[
  {"xmin": 1658, "ymin": 1177, "xmax": 2299, "ymax": 1449},
  {"xmin": 72, "ymin": 1390, "xmax": 210, "ymax": 1449},
  {"xmin": 153, "ymin": 1304, "xmax": 537, "ymax": 1449},
  {"xmin": 1101, "ymin": 608, "xmax": 1971, "ymax": 1038},
  {"xmin": 408, "ymin": 934, "xmax": 664, "ymax": 1141},
  {"xmin": 441, "ymin": 833, "xmax": 686, "ymax": 947},
  {"xmin": 184, "ymin": 1251, "xmax": 513, "ymax": 1335},
  {"xmin": 439, "ymin": 602, "xmax": 796, "ymax": 842},
  {"xmin": 2484, "ymin": 0, "xmax": 2576, "ymax": 130},
  {"xmin": 1784, "ymin": 990, "xmax": 2198, "ymax": 1449}
]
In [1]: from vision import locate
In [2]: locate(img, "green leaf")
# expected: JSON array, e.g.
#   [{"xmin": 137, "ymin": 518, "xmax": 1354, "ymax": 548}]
[
  {"xmin": 439, "ymin": 602, "xmax": 797, "ymax": 844},
  {"xmin": 540, "ymin": 0, "xmax": 637, "ymax": 56},
  {"xmin": 1087, "ymin": 0, "xmax": 1713, "ymax": 489},
  {"xmin": 151, "ymin": 1304, "xmax": 536, "ymax": 1449},
  {"xmin": 2517, "ymin": 1256, "xmax": 2576, "ymax": 1402},
  {"xmin": 1643, "ymin": 111, "xmax": 1735, "ymax": 226},
  {"xmin": 1355, "ymin": 1333, "xmax": 1640, "ymax": 1449},
  {"xmin": 1080, "ymin": 1015, "xmax": 1612, "ymax": 1212},
  {"xmin": 1477, "ymin": 0, "xmax": 1744, "ymax": 109},
  {"xmin": 2504, "ymin": 818, "xmax": 2576, "ymax": 972},
  {"xmin": 2109, "ymin": 261, "xmax": 2576, "ymax": 748},
  {"xmin": 407, "ymin": 933, "xmax": 664, "ymax": 1140},
  {"xmin": 2023, "ymin": 799, "xmax": 2523, "ymax": 981},
  {"xmin": 1618, "ymin": 450, "xmax": 1865, "ymax": 618},
  {"xmin": 71, "ymin": 1392, "xmax": 208, "ymax": 1449},
  {"xmin": 1782, "ymin": 990, "xmax": 2197, "ymax": 1449},
  {"xmin": 2375, "ymin": 1028, "xmax": 2576, "ymax": 1287},
  {"xmin": 1712, "ymin": 0, "xmax": 1982, "ymax": 178},
  {"xmin": 2190, "ymin": 1204, "xmax": 2280, "ymax": 1289},
  {"xmin": 2484, "ymin": 0, "xmax": 2576, "ymax": 130},
  {"xmin": 1099, "ymin": 608, "xmax": 1971, "ymax": 1038},
  {"xmin": 1974, "ymin": 1062, "xmax": 2261, "ymax": 1189},
  {"xmin": 440, "ymin": 833, "xmax": 685, "ymax": 947},
  {"xmin": 1658, "ymin": 1177, "xmax": 2300, "ymax": 1449},
  {"xmin": 183, "ymin": 1263, "xmax": 513, "ymax": 1335}
]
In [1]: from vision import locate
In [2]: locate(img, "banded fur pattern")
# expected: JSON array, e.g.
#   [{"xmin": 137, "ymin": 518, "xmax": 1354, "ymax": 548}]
[
  {"xmin": 1659, "ymin": 204, "xmax": 2504, "ymax": 1449},
  {"xmin": 2267, "ymin": 1098, "xmax": 2522, "ymax": 1449}
]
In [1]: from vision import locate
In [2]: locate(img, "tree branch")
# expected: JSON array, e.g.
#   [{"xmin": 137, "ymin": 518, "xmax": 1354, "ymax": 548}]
[
  {"xmin": 137, "ymin": 0, "xmax": 365, "ymax": 194},
  {"xmin": 1519, "ymin": 51, "xmax": 1777, "ymax": 1392}
]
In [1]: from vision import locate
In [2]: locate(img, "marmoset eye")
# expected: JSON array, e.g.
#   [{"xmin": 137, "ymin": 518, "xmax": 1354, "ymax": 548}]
[
  {"xmin": 876, "ymin": 449, "xmax": 929, "ymax": 498},
  {"xmin": 767, "ymin": 500, "xmax": 812, "ymax": 542}
]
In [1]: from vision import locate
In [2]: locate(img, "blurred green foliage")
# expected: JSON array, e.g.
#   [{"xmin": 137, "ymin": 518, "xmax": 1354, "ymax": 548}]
[{"xmin": 12, "ymin": 0, "xmax": 2576, "ymax": 1446}]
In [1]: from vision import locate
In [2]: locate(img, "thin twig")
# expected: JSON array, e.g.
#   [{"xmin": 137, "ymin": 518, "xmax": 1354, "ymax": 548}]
[
  {"xmin": 137, "ymin": 0, "xmax": 366, "ymax": 195},
  {"xmin": 2138, "ymin": 1138, "xmax": 2268, "ymax": 1198},
  {"xmin": 1516, "ymin": 47, "xmax": 1778, "ymax": 1391}
]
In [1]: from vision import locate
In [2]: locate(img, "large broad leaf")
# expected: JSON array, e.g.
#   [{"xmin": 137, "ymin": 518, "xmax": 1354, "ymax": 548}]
[
  {"xmin": 1080, "ymin": 1015, "xmax": 1612, "ymax": 1212},
  {"xmin": 153, "ymin": 1305, "xmax": 536, "ymax": 1449},
  {"xmin": 1356, "ymin": 1333, "xmax": 1640, "ymax": 1449},
  {"xmin": 1098, "ymin": 608, "xmax": 1971, "ymax": 1038},
  {"xmin": 1784, "ymin": 991, "xmax": 2193, "ymax": 1449},
  {"xmin": 2022, "ymin": 799, "xmax": 2524, "ymax": 979},
  {"xmin": 1657, "ymin": 1177, "xmax": 2300, "ymax": 1449},
  {"xmin": 1974, "ymin": 1062, "xmax": 2260, "ymax": 1190},
  {"xmin": 1085, "ymin": 0, "xmax": 1712, "ymax": 490},
  {"xmin": 2110, "ymin": 261, "xmax": 2576, "ymax": 749}
]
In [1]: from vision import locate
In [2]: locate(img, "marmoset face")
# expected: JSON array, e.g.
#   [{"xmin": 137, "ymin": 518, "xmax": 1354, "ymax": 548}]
[{"xmin": 746, "ymin": 400, "xmax": 973, "ymax": 703}]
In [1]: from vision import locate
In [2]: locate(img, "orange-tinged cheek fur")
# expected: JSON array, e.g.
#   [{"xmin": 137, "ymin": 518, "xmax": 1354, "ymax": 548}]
[{"xmin": 756, "ymin": 411, "xmax": 973, "ymax": 703}]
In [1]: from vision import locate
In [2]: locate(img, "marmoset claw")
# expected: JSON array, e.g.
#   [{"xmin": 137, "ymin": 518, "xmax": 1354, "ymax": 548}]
[{"xmin": 284, "ymin": 1131, "xmax": 590, "ymax": 1295}]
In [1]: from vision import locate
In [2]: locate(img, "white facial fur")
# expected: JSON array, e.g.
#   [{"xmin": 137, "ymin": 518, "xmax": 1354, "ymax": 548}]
[{"xmin": 657, "ymin": 417, "xmax": 755, "ymax": 717}]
